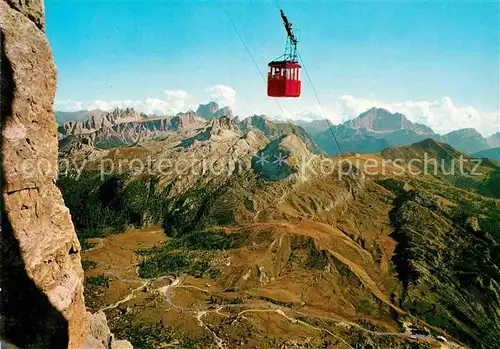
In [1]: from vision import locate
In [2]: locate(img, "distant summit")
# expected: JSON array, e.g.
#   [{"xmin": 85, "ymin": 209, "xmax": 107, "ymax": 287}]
[
  {"xmin": 311, "ymin": 108, "xmax": 492, "ymax": 156},
  {"xmin": 314, "ymin": 108, "xmax": 434, "ymax": 155},
  {"xmin": 58, "ymin": 107, "xmax": 206, "ymax": 150},
  {"xmin": 440, "ymin": 128, "xmax": 489, "ymax": 154},
  {"xmin": 196, "ymin": 102, "xmax": 233, "ymax": 120},
  {"xmin": 487, "ymin": 132, "xmax": 500, "ymax": 148},
  {"xmin": 472, "ymin": 147, "xmax": 500, "ymax": 162},
  {"xmin": 344, "ymin": 107, "xmax": 434, "ymax": 134},
  {"xmin": 55, "ymin": 104, "xmax": 496, "ymax": 156}
]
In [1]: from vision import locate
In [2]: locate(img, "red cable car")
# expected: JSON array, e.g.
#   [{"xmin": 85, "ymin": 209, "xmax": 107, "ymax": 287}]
[{"xmin": 267, "ymin": 10, "xmax": 301, "ymax": 98}]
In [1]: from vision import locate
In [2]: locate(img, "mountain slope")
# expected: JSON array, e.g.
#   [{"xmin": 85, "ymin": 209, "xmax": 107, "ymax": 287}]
[
  {"xmin": 313, "ymin": 108, "xmax": 435, "ymax": 155},
  {"xmin": 440, "ymin": 128, "xmax": 489, "ymax": 154},
  {"xmin": 309, "ymin": 108, "xmax": 492, "ymax": 156},
  {"xmin": 385, "ymin": 185, "xmax": 500, "ymax": 347},
  {"xmin": 58, "ymin": 121, "xmax": 499, "ymax": 348},
  {"xmin": 344, "ymin": 107, "xmax": 434, "ymax": 135},
  {"xmin": 295, "ymin": 119, "xmax": 330, "ymax": 137},
  {"xmin": 382, "ymin": 138, "xmax": 500, "ymax": 198},
  {"xmin": 472, "ymin": 147, "xmax": 500, "ymax": 161},
  {"xmin": 487, "ymin": 132, "xmax": 500, "ymax": 148},
  {"xmin": 239, "ymin": 114, "xmax": 322, "ymax": 154}
]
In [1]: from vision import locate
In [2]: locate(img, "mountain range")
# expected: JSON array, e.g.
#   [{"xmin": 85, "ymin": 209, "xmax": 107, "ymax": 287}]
[
  {"xmin": 57, "ymin": 103, "xmax": 321, "ymax": 154},
  {"xmin": 57, "ymin": 103, "xmax": 499, "ymax": 161},
  {"xmin": 307, "ymin": 107, "xmax": 497, "ymax": 156},
  {"xmin": 57, "ymin": 106, "xmax": 500, "ymax": 348}
]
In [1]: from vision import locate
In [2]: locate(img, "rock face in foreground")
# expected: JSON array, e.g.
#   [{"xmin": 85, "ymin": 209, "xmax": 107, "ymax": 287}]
[
  {"xmin": 0, "ymin": 1, "xmax": 132, "ymax": 348},
  {"xmin": 0, "ymin": 0, "xmax": 87, "ymax": 347}
]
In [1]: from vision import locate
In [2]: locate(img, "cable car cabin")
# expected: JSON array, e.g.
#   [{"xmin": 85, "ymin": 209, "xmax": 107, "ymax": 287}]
[{"xmin": 267, "ymin": 61, "xmax": 301, "ymax": 98}]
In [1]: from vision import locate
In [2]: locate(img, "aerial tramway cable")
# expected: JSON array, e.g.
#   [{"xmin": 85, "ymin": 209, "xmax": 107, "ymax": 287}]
[
  {"xmin": 297, "ymin": 51, "xmax": 346, "ymax": 160},
  {"xmin": 221, "ymin": 0, "xmax": 348, "ymax": 164},
  {"xmin": 219, "ymin": 0, "xmax": 312, "ymax": 161},
  {"xmin": 273, "ymin": 0, "xmax": 346, "ymax": 159}
]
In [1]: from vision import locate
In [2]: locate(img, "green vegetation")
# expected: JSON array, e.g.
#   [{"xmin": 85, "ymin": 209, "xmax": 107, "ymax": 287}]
[
  {"xmin": 358, "ymin": 299, "xmax": 373, "ymax": 315},
  {"xmin": 289, "ymin": 236, "xmax": 329, "ymax": 270},
  {"xmin": 111, "ymin": 321, "xmax": 212, "ymax": 349},
  {"xmin": 388, "ymin": 186, "xmax": 500, "ymax": 348},
  {"xmin": 306, "ymin": 246, "xmax": 329, "ymax": 270},
  {"xmin": 58, "ymin": 171, "xmax": 171, "ymax": 248},
  {"xmin": 95, "ymin": 138, "xmax": 126, "ymax": 149},
  {"xmin": 256, "ymin": 296, "xmax": 295, "ymax": 308},
  {"xmin": 58, "ymin": 166, "xmax": 249, "ymax": 250},
  {"xmin": 84, "ymin": 274, "xmax": 110, "ymax": 310},
  {"xmin": 58, "ymin": 172, "xmax": 128, "ymax": 246},
  {"xmin": 136, "ymin": 230, "xmax": 243, "ymax": 279},
  {"xmin": 137, "ymin": 250, "xmax": 220, "ymax": 279},
  {"xmin": 81, "ymin": 259, "xmax": 97, "ymax": 270},
  {"xmin": 86, "ymin": 274, "xmax": 110, "ymax": 288}
]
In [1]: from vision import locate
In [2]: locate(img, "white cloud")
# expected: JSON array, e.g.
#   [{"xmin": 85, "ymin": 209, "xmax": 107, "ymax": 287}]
[
  {"xmin": 144, "ymin": 97, "xmax": 171, "ymax": 115},
  {"xmin": 54, "ymin": 99, "xmax": 83, "ymax": 112},
  {"xmin": 55, "ymin": 89, "xmax": 499, "ymax": 137},
  {"xmin": 293, "ymin": 104, "xmax": 343, "ymax": 124},
  {"xmin": 162, "ymin": 89, "xmax": 190, "ymax": 114},
  {"xmin": 164, "ymin": 90, "xmax": 189, "ymax": 100},
  {"xmin": 205, "ymin": 85, "xmax": 236, "ymax": 107},
  {"xmin": 335, "ymin": 95, "xmax": 499, "ymax": 136},
  {"xmin": 84, "ymin": 89, "xmax": 191, "ymax": 116},
  {"xmin": 88, "ymin": 99, "xmax": 143, "ymax": 111}
]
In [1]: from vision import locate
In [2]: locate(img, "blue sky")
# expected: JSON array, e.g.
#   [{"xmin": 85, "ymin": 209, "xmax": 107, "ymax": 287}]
[{"xmin": 46, "ymin": 0, "xmax": 499, "ymax": 135}]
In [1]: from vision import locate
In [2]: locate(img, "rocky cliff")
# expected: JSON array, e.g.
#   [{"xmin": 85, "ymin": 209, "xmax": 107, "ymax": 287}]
[
  {"xmin": 344, "ymin": 107, "xmax": 434, "ymax": 134},
  {"xmin": 196, "ymin": 101, "xmax": 233, "ymax": 119},
  {"xmin": 487, "ymin": 132, "xmax": 500, "ymax": 148},
  {"xmin": 58, "ymin": 108, "xmax": 206, "ymax": 150},
  {"xmin": 312, "ymin": 108, "xmax": 495, "ymax": 156},
  {"xmin": 0, "ymin": 1, "xmax": 131, "ymax": 347}
]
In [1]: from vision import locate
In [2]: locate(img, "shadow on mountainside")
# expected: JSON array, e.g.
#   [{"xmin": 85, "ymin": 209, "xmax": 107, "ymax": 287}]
[{"xmin": 0, "ymin": 30, "xmax": 69, "ymax": 348}]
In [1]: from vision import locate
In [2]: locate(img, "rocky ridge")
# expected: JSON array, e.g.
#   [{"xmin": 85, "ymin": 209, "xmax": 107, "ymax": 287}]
[
  {"xmin": 0, "ymin": 1, "xmax": 132, "ymax": 347},
  {"xmin": 344, "ymin": 107, "xmax": 434, "ymax": 135},
  {"xmin": 312, "ymin": 108, "xmax": 494, "ymax": 156},
  {"xmin": 58, "ymin": 106, "xmax": 322, "ymax": 156},
  {"xmin": 487, "ymin": 132, "xmax": 500, "ymax": 148},
  {"xmin": 58, "ymin": 126, "xmax": 500, "ymax": 347}
]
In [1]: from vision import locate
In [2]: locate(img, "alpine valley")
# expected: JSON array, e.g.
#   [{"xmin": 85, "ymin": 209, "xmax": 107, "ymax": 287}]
[{"xmin": 57, "ymin": 104, "xmax": 500, "ymax": 349}]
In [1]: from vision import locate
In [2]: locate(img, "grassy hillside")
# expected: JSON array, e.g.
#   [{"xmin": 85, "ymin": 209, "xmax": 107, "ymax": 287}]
[{"xmin": 59, "ymin": 135, "xmax": 500, "ymax": 348}]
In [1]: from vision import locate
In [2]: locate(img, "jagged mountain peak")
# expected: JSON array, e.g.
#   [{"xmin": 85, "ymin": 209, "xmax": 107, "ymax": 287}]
[
  {"xmin": 487, "ymin": 132, "xmax": 500, "ymax": 148},
  {"xmin": 196, "ymin": 101, "xmax": 234, "ymax": 120},
  {"xmin": 176, "ymin": 109, "xmax": 197, "ymax": 117},
  {"xmin": 344, "ymin": 108, "xmax": 434, "ymax": 135},
  {"xmin": 252, "ymin": 133, "xmax": 314, "ymax": 181},
  {"xmin": 206, "ymin": 115, "xmax": 239, "ymax": 131},
  {"xmin": 445, "ymin": 128, "xmax": 483, "ymax": 137}
]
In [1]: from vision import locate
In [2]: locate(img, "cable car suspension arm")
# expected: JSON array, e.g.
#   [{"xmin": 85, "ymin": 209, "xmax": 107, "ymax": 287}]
[{"xmin": 280, "ymin": 9, "xmax": 298, "ymax": 61}]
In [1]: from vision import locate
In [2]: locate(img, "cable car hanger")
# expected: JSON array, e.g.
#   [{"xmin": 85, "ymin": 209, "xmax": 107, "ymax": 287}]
[
  {"xmin": 267, "ymin": 9, "xmax": 302, "ymax": 98},
  {"xmin": 220, "ymin": 0, "xmax": 345, "ymax": 156},
  {"xmin": 278, "ymin": 9, "xmax": 298, "ymax": 63}
]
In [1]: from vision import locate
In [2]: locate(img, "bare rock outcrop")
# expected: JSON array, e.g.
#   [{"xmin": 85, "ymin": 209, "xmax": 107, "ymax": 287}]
[
  {"xmin": 85, "ymin": 311, "xmax": 133, "ymax": 349},
  {"xmin": 1, "ymin": 0, "xmax": 87, "ymax": 347},
  {"xmin": 196, "ymin": 101, "xmax": 233, "ymax": 119},
  {"xmin": 0, "ymin": 1, "xmax": 131, "ymax": 348}
]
